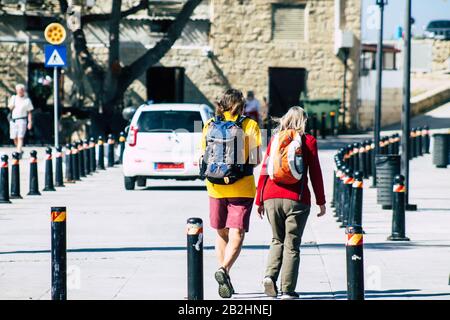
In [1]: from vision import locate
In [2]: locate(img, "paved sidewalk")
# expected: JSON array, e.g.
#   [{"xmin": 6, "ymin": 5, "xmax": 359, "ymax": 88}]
[{"xmin": 0, "ymin": 142, "xmax": 449, "ymax": 300}]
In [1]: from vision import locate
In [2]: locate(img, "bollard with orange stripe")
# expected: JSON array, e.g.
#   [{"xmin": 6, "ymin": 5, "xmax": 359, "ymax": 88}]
[
  {"xmin": 0, "ymin": 155, "xmax": 11, "ymax": 203},
  {"xmin": 43, "ymin": 147, "xmax": 56, "ymax": 192},
  {"xmin": 346, "ymin": 224, "xmax": 365, "ymax": 300},
  {"xmin": 97, "ymin": 136, "xmax": 105, "ymax": 170},
  {"xmin": 55, "ymin": 146, "xmax": 64, "ymax": 187},
  {"xmin": 387, "ymin": 175, "xmax": 410, "ymax": 241},
  {"xmin": 341, "ymin": 168, "xmax": 354, "ymax": 228},
  {"xmin": 336, "ymin": 165, "xmax": 347, "ymax": 223},
  {"xmin": 349, "ymin": 171, "xmax": 364, "ymax": 226},
  {"xmin": 364, "ymin": 140, "xmax": 372, "ymax": 178},
  {"xmin": 51, "ymin": 206, "xmax": 67, "ymax": 300},
  {"xmin": 27, "ymin": 150, "xmax": 41, "ymax": 196},
  {"xmin": 10, "ymin": 152, "xmax": 22, "ymax": 199},
  {"xmin": 107, "ymin": 134, "xmax": 115, "ymax": 167},
  {"xmin": 119, "ymin": 131, "xmax": 126, "ymax": 164},
  {"xmin": 83, "ymin": 140, "xmax": 91, "ymax": 175},
  {"xmin": 352, "ymin": 143, "xmax": 360, "ymax": 172},
  {"xmin": 64, "ymin": 144, "xmax": 74, "ymax": 183},
  {"xmin": 187, "ymin": 217, "xmax": 204, "ymax": 300},
  {"xmin": 410, "ymin": 128, "xmax": 417, "ymax": 159},
  {"xmin": 71, "ymin": 143, "xmax": 80, "ymax": 181},
  {"xmin": 78, "ymin": 141, "xmax": 86, "ymax": 178},
  {"xmin": 416, "ymin": 127, "xmax": 423, "ymax": 157},
  {"xmin": 329, "ymin": 111, "xmax": 337, "ymax": 136},
  {"xmin": 89, "ymin": 137, "xmax": 97, "ymax": 173},
  {"xmin": 422, "ymin": 125, "xmax": 430, "ymax": 154}
]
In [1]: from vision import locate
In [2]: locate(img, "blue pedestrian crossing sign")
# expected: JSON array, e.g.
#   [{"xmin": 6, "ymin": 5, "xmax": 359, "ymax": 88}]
[{"xmin": 45, "ymin": 45, "xmax": 67, "ymax": 68}]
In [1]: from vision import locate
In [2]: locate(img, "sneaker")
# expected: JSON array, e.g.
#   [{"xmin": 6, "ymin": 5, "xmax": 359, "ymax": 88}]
[
  {"xmin": 262, "ymin": 276, "xmax": 278, "ymax": 297},
  {"xmin": 214, "ymin": 267, "xmax": 233, "ymax": 298},
  {"xmin": 281, "ymin": 292, "xmax": 300, "ymax": 300}
]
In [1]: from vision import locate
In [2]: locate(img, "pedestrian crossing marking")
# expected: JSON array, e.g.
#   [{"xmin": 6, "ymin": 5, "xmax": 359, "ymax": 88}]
[{"xmin": 48, "ymin": 50, "xmax": 65, "ymax": 66}]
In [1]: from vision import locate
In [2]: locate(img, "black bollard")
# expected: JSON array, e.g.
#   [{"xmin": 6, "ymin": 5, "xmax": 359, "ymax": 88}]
[
  {"xmin": 0, "ymin": 155, "xmax": 11, "ymax": 203},
  {"xmin": 388, "ymin": 136, "xmax": 395, "ymax": 155},
  {"xmin": 410, "ymin": 128, "xmax": 417, "ymax": 159},
  {"xmin": 416, "ymin": 127, "xmax": 423, "ymax": 157},
  {"xmin": 352, "ymin": 143, "xmax": 360, "ymax": 172},
  {"xmin": 71, "ymin": 144, "xmax": 80, "ymax": 181},
  {"xmin": 387, "ymin": 175, "xmax": 410, "ymax": 241},
  {"xmin": 187, "ymin": 217, "xmax": 204, "ymax": 300},
  {"xmin": 331, "ymin": 160, "xmax": 339, "ymax": 209},
  {"xmin": 346, "ymin": 225, "xmax": 365, "ymax": 300},
  {"xmin": 364, "ymin": 140, "xmax": 372, "ymax": 179},
  {"xmin": 65, "ymin": 144, "xmax": 74, "ymax": 183},
  {"xmin": 119, "ymin": 131, "xmax": 126, "ymax": 164},
  {"xmin": 311, "ymin": 113, "xmax": 318, "ymax": 138},
  {"xmin": 337, "ymin": 165, "xmax": 347, "ymax": 223},
  {"xmin": 332, "ymin": 163, "xmax": 342, "ymax": 216},
  {"xmin": 330, "ymin": 111, "xmax": 337, "ymax": 136},
  {"xmin": 349, "ymin": 172, "xmax": 363, "ymax": 226},
  {"xmin": 89, "ymin": 137, "xmax": 97, "ymax": 173},
  {"xmin": 43, "ymin": 147, "xmax": 56, "ymax": 191},
  {"xmin": 359, "ymin": 143, "xmax": 367, "ymax": 179},
  {"xmin": 54, "ymin": 146, "xmax": 64, "ymax": 187},
  {"xmin": 107, "ymin": 134, "xmax": 115, "ymax": 168},
  {"xmin": 97, "ymin": 136, "xmax": 105, "ymax": 170},
  {"xmin": 78, "ymin": 141, "xmax": 86, "ymax": 178},
  {"xmin": 51, "ymin": 207, "xmax": 67, "ymax": 300},
  {"xmin": 422, "ymin": 125, "xmax": 430, "ymax": 154},
  {"xmin": 320, "ymin": 112, "xmax": 327, "ymax": 139},
  {"xmin": 394, "ymin": 134, "xmax": 400, "ymax": 155},
  {"xmin": 347, "ymin": 144, "xmax": 354, "ymax": 171},
  {"xmin": 83, "ymin": 140, "xmax": 91, "ymax": 175},
  {"xmin": 341, "ymin": 168, "xmax": 354, "ymax": 228},
  {"xmin": 10, "ymin": 152, "xmax": 22, "ymax": 199},
  {"xmin": 28, "ymin": 150, "xmax": 41, "ymax": 196}
]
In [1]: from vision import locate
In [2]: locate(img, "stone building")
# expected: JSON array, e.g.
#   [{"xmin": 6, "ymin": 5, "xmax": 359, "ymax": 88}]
[{"xmin": 0, "ymin": 0, "xmax": 363, "ymax": 138}]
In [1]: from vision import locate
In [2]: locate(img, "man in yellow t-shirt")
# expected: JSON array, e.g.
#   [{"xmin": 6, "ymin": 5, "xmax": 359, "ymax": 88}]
[{"xmin": 200, "ymin": 89, "xmax": 262, "ymax": 298}]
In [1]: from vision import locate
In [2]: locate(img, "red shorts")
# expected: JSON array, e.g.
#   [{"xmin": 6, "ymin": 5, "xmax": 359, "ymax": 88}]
[{"xmin": 209, "ymin": 197, "xmax": 254, "ymax": 232}]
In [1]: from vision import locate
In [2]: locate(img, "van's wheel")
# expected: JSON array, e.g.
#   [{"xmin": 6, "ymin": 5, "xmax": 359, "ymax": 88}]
[
  {"xmin": 124, "ymin": 176, "xmax": 136, "ymax": 190},
  {"xmin": 137, "ymin": 177, "xmax": 146, "ymax": 187}
]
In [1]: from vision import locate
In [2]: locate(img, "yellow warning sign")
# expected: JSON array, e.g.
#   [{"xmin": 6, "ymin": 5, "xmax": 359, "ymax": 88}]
[
  {"xmin": 51, "ymin": 211, "xmax": 66, "ymax": 222},
  {"xmin": 44, "ymin": 23, "xmax": 66, "ymax": 45}
]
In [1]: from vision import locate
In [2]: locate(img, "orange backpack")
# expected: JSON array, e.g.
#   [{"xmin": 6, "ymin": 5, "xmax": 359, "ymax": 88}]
[{"xmin": 267, "ymin": 129, "xmax": 304, "ymax": 185}]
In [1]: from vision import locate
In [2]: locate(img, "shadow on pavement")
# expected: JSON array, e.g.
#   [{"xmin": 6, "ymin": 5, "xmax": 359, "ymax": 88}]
[
  {"xmin": 2, "ymin": 241, "xmax": 450, "ymax": 255},
  {"xmin": 142, "ymin": 186, "xmax": 206, "ymax": 191}
]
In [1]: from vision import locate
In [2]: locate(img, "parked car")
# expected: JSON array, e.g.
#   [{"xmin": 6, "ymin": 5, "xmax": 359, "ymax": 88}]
[
  {"xmin": 424, "ymin": 20, "xmax": 450, "ymax": 40},
  {"xmin": 122, "ymin": 103, "xmax": 214, "ymax": 190}
]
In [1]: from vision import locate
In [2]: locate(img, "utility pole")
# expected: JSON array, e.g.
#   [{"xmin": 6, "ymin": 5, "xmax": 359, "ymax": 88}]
[
  {"xmin": 372, "ymin": 0, "xmax": 387, "ymax": 187},
  {"xmin": 401, "ymin": 0, "xmax": 417, "ymax": 211}
]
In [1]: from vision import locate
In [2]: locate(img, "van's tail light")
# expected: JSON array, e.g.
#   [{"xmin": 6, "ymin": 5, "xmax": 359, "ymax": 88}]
[{"xmin": 127, "ymin": 125, "xmax": 138, "ymax": 147}]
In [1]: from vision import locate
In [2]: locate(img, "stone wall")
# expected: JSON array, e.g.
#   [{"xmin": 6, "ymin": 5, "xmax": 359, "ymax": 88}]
[
  {"xmin": 0, "ymin": 43, "xmax": 28, "ymax": 108},
  {"xmin": 0, "ymin": 0, "xmax": 363, "ymax": 128},
  {"xmin": 432, "ymin": 39, "xmax": 450, "ymax": 72}
]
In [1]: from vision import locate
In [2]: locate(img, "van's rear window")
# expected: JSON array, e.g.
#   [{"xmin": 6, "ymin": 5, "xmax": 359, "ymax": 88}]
[{"xmin": 137, "ymin": 110, "xmax": 203, "ymax": 133}]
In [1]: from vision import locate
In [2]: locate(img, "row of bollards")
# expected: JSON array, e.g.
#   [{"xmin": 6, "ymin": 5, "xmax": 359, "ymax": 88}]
[
  {"xmin": 37, "ymin": 133, "xmax": 127, "ymax": 300},
  {"xmin": 0, "ymin": 133, "xmax": 127, "ymax": 206},
  {"xmin": 332, "ymin": 127, "xmax": 430, "ymax": 300},
  {"xmin": 308, "ymin": 111, "xmax": 338, "ymax": 139}
]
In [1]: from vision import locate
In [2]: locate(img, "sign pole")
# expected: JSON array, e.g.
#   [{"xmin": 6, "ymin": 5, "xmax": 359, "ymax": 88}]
[{"xmin": 53, "ymin": 67, "xmax": 59, "ymax": 147}]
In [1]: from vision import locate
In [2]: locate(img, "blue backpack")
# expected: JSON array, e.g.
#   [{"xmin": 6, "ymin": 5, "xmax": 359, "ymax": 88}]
[{"xmin": 200, "ymin": 115, "xmax": 253, "ymax": 185}]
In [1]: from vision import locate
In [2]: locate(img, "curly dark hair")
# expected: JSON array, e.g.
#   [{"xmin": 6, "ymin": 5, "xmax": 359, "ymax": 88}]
[{"xmin": 215, "ymin": 88, "xmax": 246, "ymax": 118}]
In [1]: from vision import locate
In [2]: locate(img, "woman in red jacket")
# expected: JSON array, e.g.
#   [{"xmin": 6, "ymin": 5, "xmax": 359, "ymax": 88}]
[{"xmin": 255, "ymin": 106, "xmax": 326, "ymax": 299}]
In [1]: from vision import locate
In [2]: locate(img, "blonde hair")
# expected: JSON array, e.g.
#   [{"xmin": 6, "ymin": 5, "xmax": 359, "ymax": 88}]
[{"xmin": 274, "ymin": 106, "xmax": 308, "ymax": 135}]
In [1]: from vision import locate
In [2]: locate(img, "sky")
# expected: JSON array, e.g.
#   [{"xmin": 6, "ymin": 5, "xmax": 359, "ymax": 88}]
[{"xmin": 361, "ymin": 0, "xmax": 450, "ymax": 41}]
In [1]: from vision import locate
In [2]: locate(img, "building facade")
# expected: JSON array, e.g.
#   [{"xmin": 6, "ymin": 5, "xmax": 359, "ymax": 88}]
[{"xmin": 0, "ymin": 0, "xmax": 362, "ymax": 137}]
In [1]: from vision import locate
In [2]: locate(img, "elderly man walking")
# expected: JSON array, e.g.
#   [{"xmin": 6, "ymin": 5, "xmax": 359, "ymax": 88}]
[{"xmin": 8, "ymin": 84, "xmax": 34, "ymax": 157}]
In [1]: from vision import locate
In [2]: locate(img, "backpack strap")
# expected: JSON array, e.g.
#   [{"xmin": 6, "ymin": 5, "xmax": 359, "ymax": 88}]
[{"xmin": 235, "ymin": 115, "xmax": 247, "ymax": 127}]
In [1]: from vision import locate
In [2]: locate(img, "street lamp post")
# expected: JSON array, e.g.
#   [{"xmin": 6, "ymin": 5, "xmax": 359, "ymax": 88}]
[
  {"xmin": 401, "ymin": 0, "xmax": 417, "ymax": 211},
  {"xmin": 372, "ymin": 0, "xmax": 387, "ymax": 188}
]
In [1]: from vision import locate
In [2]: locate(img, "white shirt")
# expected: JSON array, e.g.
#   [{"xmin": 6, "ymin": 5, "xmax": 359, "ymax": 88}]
[
  {"xmin": 8, "ymin": 95, "xmax": 34, "ymax": 119},
  {"xmin": 245, "ymin": 99, "xmax": 260, "ymax": 113}
]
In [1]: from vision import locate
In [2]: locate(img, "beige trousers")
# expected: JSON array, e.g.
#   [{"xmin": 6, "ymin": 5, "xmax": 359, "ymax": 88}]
[{"xmin": 264, "ymin": 198, "xmax": 310, "ymax": 293}]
